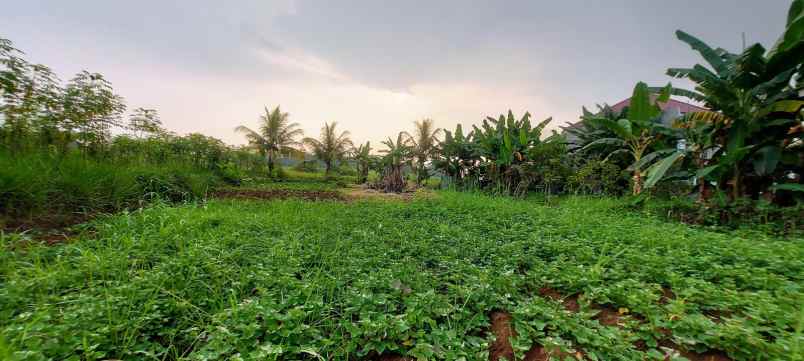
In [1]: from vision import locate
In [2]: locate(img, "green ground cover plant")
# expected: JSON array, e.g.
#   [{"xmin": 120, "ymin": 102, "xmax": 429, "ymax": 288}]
[{"xmin": 2, "ymin": 192, "xmax": 801, "ymax": 360}]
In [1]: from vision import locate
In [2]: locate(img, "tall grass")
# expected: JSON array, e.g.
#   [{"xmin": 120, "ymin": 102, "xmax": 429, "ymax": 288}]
[{"xmin": 0, "ymin": 151, "xmax": 221, "ymax": 227}]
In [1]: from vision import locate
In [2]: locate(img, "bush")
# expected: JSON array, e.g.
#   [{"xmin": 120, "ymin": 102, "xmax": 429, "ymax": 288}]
[
  {"xmin": 334, "ymin": 163, "xmax": 357, "ymax": 177},
  {"xmin": 216, "ymin": 162, "xmax": 244, "ymax": 186},
  {"xmin": 639, "ymin": 193, "xmax": 803, "ymax": 236},
  {"xmin": 292, "ymin": 160, "xmax": 320, "ymax": 173},
  {"xmin": 568, "ymin": 159, "xmax": 627, "ymax": 195}
]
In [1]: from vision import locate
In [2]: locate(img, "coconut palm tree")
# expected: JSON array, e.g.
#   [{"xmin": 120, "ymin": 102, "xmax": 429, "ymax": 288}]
[
  {"xmin": 404, "ymin": 118, "xmax": 442, "ymax": 186},
  {"xmin": 235, "ymin": 106, "xmax": 303, "ymax": 175},
  {"xmin": 303, "ymin": 122, "xmax": 353, "ymax": 176}
]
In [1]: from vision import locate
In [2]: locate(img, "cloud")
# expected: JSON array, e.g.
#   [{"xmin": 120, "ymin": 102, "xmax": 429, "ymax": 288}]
[
  {"xmin": 254, "ymin": 45, "xmax": 349, "ymax": 81},
  {"xmin": 1, "ymin": 0, "xmax": 787, "ymax": 150}
]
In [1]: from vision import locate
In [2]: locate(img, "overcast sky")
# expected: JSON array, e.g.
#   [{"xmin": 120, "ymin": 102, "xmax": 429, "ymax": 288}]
[{"xmin": 1, "ymin": 1, "xmax": 790, "ymax": 146}]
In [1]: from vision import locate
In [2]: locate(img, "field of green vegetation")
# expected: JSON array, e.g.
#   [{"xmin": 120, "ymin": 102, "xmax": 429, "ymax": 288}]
[
  {"xmin": 2, "ymin": 191, "xmax": 802, "ymax": 361},
  {"xmin": 2, "ymin": 2, "xmax": 803, "ymax": 360}
]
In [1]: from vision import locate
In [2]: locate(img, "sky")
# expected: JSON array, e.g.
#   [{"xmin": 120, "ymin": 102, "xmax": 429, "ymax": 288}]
[{"xmin": 0, "ymin": 0, "xmax": 791, "ymax": 147}]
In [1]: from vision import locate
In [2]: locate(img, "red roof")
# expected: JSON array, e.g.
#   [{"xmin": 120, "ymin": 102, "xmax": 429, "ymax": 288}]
[{"xmin": 610, "ymin": 97, "xmax": 707, "ymax": 114}]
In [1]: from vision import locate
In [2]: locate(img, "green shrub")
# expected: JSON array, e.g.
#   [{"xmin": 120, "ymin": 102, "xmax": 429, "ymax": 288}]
[
  {"xmin": 292, "ymin": 160, "xmax": 320, "ymax": 173},
  {"xmin": 568, "ymin": 159, "xmax": 627, "ymax": 195},
  {"xmin": 639, "ymin": 193, "xmax": 803, "ymax": 236}
]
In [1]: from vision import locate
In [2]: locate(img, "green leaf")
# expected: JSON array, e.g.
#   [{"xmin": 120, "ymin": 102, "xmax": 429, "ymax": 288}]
[
  {"xmin": 676, "ymin": 30, "xmax": 728, "ymax": 75},
  {"xmin": 645, "ymin": 151, "xmax": 685, "ymax": 189},
  {"xmin": 650, "ymin": 86, "xmax": 706, "ymax": 102},
  {"xmin": 753, "ymin": 146, "xmax": 781, "ymax": 176},
  {"xmin": 581, "ymin": 138, "xmax": 626, "ymax": 151},
  {"xmin": 769, "ymin": 0, "xmax": 804, "ymax": 56},
  {"xmin": 696, "ymin": 165, "xmax": 719, "ymax": 180},
  {"xmin": 655, "ymin": 83, "xmax": 672, "ymax": 104},
  {"xmin": 603, "ymin": 148, "xmax": 632, "ymax": 162},
  {"xmin": 629, "ymin": 149, "xmax": 676, "ymax": 171},
  {"xmin": 770, "ymin": 183, "xmax": 804, "ymax": 192},
  {"xmin": 617, "ymin": 119, "xmax": 633, "ymax": 138},
  {"xmin": 759, "ymin": 100, "xmax": 804, "ymax": 117},
  {"xmin": 591, "ymin": 117, "xmax": 632, "ymax": 140},
  {"xmin": 628, "ymin": 82, "xmax": 656, "ymax": 122},
  {"xmin": 519, "ymin": 127, "xmax": 527, "ymax": 146}
]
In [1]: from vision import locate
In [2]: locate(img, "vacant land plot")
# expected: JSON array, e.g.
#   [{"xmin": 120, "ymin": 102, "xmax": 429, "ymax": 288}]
[{"xmin": 1, "ymin": 193, "xmax": 802, "ymax": 361}]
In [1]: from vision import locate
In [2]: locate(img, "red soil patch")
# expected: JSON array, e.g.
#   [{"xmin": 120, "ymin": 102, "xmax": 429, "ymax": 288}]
[
  {"xmin": 212, "ymin": 188, "xmax": 344, "ymax": 201},
  {"xmin": 593, "ymin": 306, "xmax": 623, "ymax": 327},
  {"xmin": 2, "ymin": 214, "xmax": 90, "ymax": 246},
  {"xmin": 523, "ymin": 345, "xmax": 584, "ymax": 361},
  {"xmin": 488, "ymin": 311, "xmax": 585, "ymax": 361},
  {"xmin": 538, "ymin": 287, "xmax": 580, "ymax": 312},
  {"xmin": 659, "ymin": 287, "xmax": 675, "ymax": 304},
  {"xmin": 489, "ymin": 311, "xmax": 516, "ymax": 361}
]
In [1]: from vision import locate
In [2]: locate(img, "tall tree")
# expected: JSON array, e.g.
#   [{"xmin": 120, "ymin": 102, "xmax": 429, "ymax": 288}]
[
  {"xmin": 128, "ymin": 108, "xmax": 164, "ymax": 139},
  {"xmin": 62, "ymin": 71, "xmax": 126, "ymax": 155},
  {"xmin": 0, "ymin": 38, "xmax": 65, "ymax": 152},
  {"xmin": 303, "ymin": 122, "xmax": 353, "ymax": 175},
  {"xmin": 235, "ymin": 106, "xmax": 303, "ymax": 175},
  {"xmin": 404, "ymin": 118, "xmax": 442, "ymax": 186}
]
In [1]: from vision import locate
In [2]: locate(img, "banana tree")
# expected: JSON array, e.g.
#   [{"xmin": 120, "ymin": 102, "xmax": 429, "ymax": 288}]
[
  {"xmin": 471, "ymin": 110, "xmax": 552, "ymax": 193},
  {"xmin": 583, "ymin": 82, "xmax": 674, "ymax": 195},
  {"xmin": 565, "ymin": 104, "xmax": 623, "ymax": 155},
  {"xmin": 433, "ymin": 124, "xmax": 478, "ymax": 186},
  {"xmin": 353, "ymin": 141, "xmax": 372, "ymax": 184},
  {"xmin": 379, "ymin": 132, "xmax": 413, "ymax": 192},
  {"xmin": 662, "ymin": 4, "xmax": 804, "ymax": 199}
]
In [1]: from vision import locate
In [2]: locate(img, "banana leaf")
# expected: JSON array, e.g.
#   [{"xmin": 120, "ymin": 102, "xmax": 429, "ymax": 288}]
[{"xmin": 644, "ymin": 151, "xmax": 685, "ymax": 189}]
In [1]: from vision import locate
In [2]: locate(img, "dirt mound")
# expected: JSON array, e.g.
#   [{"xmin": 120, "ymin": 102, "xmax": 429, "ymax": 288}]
[
  {"xmin": 212, "ymin": 188, "xmax": 345, "ymax": 201},
  {"xmin": 593, "ymin": 306, "xmax": 623, "ymax": 327},
  {"xmin": 538, "ymin": 287, "xmax": 580, "ymax": 312},
  {"xmin": 489, "ymin": 311, "xmax": 516, "ymax": 361},
  {"xmin": 488, "ymin": 310, "xmax": 584, "ymax": 361}
]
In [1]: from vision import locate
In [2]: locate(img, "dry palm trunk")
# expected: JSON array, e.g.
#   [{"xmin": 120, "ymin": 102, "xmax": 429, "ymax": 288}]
[
  {"xmin": 383, "ymin": 165, "xmax": 406, "ymax": 192},
  {"xmin": 632, "ymin": 171, "xmax": 643, "ymax": 195}
]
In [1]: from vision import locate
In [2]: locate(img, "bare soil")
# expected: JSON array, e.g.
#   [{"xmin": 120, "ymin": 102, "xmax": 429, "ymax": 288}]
[
  {"xmin": 343, "ymin": 186, "xmax": 423, "ymax": 201},
  {"xmin": 538, "ymin": 287, "xmax": 580, "ymax": 312},
  {"xmin": 212, "ymin": 188, "xmax": 345, "ymax": 201},
  {"xmin": 489, "ymin": 311, "xmax": 516, "ymax": 361}
]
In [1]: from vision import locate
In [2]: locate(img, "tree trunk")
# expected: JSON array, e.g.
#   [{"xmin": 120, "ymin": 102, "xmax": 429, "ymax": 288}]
[
  {"xmin": 731, "ymin": 164, "xmax": 741, "ymax": 200},
  {"xmin": 267, "ymin": 151, "xmax": 275, "ymax": 176},
  {"xmin": 632, "ymin": 171, "xmax": 643, "ymax": 195},
  {"xmin": 698, "ymin": 179, "xmax": 708, "ymax": 203}
]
